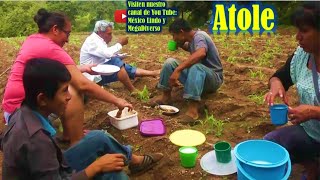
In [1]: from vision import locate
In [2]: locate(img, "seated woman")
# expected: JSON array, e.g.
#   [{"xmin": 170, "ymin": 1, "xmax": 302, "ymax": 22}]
[
  {"xmin": 1, "ymin": 58, "xmax": 163, "ymax": 179},
  {"xmin": 264, "ymin": 2, "xmax": 320, "ymax": 179},
  {"xmin": 2, "ymin": 8, "xmax": 132, "ymax": 145}
]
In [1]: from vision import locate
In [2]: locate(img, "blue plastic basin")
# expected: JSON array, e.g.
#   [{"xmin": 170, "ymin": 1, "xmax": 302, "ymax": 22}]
[{"xmin": 234, "ymin": 140, "xmax": 291, "ymax": 180}]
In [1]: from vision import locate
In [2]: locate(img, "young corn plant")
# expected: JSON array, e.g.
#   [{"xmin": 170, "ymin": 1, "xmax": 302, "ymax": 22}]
[
  {"xmin": 139, "ymin": 53, "xmax": 146, "ymax": 59},
  {"xmin": 249, "ymin": 69, "xmax": 265, "ymax": 80},
  {"xmin": 248, "ymin": 93, "xmax": 265, "ymax": 105},
  {"xmin": 129, "ymin": 62, "xmax": 138, "ymax": 68},
  {"xmin": 199, "ymin": 110, "xmax": 225, "ymax": 137},
  {"xmin": 159, "ymin": 56, "xmax": 165, "ymax": 63},
  {"xmin": 226, "ymin": 56, "xmax": 238, "ymax": 64},
  {"xmin": 136, "ymin": 85, "xmax": 150, "ymax": 102},
  {"xmin": 256, "ymin": 51, "xmax": 274, "ymax": 67}
]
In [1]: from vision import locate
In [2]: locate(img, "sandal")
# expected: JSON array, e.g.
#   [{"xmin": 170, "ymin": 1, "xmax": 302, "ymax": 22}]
[{"xmin": 129, "ymin": 153, "xmax": 164, "ymax": 175}]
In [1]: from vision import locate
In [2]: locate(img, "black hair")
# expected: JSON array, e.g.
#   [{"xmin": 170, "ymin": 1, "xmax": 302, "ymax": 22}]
[
  {"xmin": 291, "ymin": 2, "xmax": 320, "ymax": 31},
  {"xmin": 169, "ymin": 18, "xmax": 192, "ymax": 33},
  {"xmin": 33, "ymin": 8, "xmax": 69, "ymax": 33},
  {"xmin": 23, "ymin": 58, "xmax": 71, "ymax": 110}
]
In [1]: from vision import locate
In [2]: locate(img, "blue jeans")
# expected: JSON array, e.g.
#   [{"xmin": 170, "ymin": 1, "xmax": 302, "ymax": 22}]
[
  {"xmin": 63, "ymin": 130, "xmax": 131, "ymax": 180},
  {"xmin": 157, "ymin": 58, "xmax": 223, "ymax": 101},
  {"xmin": 264, "ymin": 125, "xmax": 320, "ymax": 164},
  {"xmin": 99, "ymin": 57, "xmax": 137, "ymax": 85}
]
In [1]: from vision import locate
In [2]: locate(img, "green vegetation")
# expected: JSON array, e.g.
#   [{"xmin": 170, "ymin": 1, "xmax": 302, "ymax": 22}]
[
  {"xmin": 257, "ymin": 51, "xmax": 274, "ymax": 67},
  {"xmin": 69, "ymin": 35, "xmax": 84, "ymax": 47},
  {"xmin": 199, "ymin": 110, "xmax": 224, "ymax": 137},
  {"xmin": 159, "ymin": 56, "xmax": 166, "ymax": 63},
  {"xmin": 0, "ymin": 1, "xmax": 126, "ymax": 37},
  {"xmin": 129, "ymin": 62, "xmax": 138, "ymax": 68},
  {"xmin": 249, "ymin": 69, "xmax": 265, "ymax": 80},
  {"xmin": 136, "ymin": 85, "xmax": 150, "ymax": 102},
  {"xmin": 248, "ymin": 93, "xmax": 265, "ymax": 105},
  {"xmin": 133, "ymin": 145, "xmax": 142, "ymax": 152},
  {"xmin": 0, "ymin": 1, "xmax": 303, "ymax": 38},
  {"xmin": 139, "ymin": 53, "xmax": 146, "ymax": 59},
  {"xmin": 2, "ymin": 36, "xmax": 26, "ymax": 50},
  {"xmin": 226, "ymin": 56, "xmax": 238, "ymax": 64}
]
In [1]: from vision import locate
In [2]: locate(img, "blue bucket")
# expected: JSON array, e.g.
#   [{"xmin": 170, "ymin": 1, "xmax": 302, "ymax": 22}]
[{"xmin": 234, "ymin": 140, "xmax": 291, "ymax": 180}]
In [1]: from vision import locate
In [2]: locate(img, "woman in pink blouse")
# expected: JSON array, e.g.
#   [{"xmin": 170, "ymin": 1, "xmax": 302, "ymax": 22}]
[{"xmin": 2, "ymin": 8, "xmax": 133, "ymax": 145}]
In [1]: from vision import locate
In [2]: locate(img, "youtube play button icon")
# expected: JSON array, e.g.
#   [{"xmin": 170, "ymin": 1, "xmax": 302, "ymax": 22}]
[{"xmin": 114, "ymin": 10, "xmax": 127, "ymax": 23}]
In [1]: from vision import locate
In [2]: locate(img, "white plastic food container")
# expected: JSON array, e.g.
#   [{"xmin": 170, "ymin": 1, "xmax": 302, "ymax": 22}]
[{"xmin": 107, "ymin": 107, "xmax": 138, "ymax": 130}]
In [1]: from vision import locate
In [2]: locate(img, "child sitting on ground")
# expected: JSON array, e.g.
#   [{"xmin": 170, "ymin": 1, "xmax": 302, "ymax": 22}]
[{"xmin": 1, "ymin": 58, "xmax": 163, "ymax": 179}]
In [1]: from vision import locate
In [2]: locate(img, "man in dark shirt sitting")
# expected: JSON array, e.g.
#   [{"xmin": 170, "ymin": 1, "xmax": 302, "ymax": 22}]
[
  {"xmin": 151, "ymin": 19, "xmax": 223, "ymax": 124},
  {"xmin": 1, "ymin": 58, "xmax": 162, "ymax": 179}
]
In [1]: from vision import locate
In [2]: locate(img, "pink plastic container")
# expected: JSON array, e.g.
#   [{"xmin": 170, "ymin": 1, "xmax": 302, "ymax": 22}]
[{"xmin": 139, "ymin": 118, "xmax": 166, "ymax": 136}]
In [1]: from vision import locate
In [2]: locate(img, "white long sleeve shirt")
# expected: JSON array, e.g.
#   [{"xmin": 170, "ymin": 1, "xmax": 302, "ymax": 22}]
[{"xmin": 80, "ymin": 32, "xmax": 122, "ymax": 82}]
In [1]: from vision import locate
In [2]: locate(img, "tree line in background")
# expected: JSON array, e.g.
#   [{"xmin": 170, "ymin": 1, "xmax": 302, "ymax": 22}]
[
  {"xmin": 0, "ymin": 1, "xmax": 302, "ymax": 38},
  {"xmin": 0, "ymin": 1, "xmax": 126, "ymax": 37}
]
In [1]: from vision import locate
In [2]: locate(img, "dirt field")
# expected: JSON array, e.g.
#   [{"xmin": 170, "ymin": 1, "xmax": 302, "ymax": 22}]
[{"xmin": 0, "ymin": 28, "xmax": 304, "ymax": 179}]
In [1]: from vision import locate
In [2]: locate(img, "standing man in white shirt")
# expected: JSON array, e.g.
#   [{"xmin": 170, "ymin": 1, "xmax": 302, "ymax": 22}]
[{"xmin": 80, "ymin": 20, "xmax": 160, "ymax": 93}]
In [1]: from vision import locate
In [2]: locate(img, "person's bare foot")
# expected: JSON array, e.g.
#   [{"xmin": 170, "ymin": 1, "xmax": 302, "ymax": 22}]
[
  {"xmin": 185, "ymin": 101, "xmax": 201, "ymax": 119},
  {"xmin": 131, "ymin": 154, "xmax": 144, "ymax": 165},
  {"xmin": 148, "ymin": 90, "xmax": 171, "ymax": 107},
  {"xmin": 185, "ymin": 111, "xmax": 199, "ymax": 120}
]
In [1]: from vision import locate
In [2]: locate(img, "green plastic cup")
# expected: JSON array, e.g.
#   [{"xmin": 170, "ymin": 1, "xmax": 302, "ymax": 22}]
[
  {"xmin": 168, "ymin": 40, "xmax": 177, "ymax": 51},
  {"xmin": 214, "ymin": 141, "xmax": 231, "ymax": 163},
  {"xmin": 179, "ymin": 146, "xmax": 198, "ymax": 168}
]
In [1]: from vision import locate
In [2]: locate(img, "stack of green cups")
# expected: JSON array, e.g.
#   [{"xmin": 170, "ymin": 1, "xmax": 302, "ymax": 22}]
[
  {"xmin": 168, "ymin": 40, "xmax": 177, "ymax": 51},
  {"xmin": 179, "ymin": 146, "xmax": 198, "ymax": 168}
]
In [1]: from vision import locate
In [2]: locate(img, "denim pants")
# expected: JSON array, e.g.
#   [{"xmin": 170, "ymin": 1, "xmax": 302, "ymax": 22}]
[
  {"xmin": 99, "ymin": 57, "xmax": 137, "ymax": 85},
  {"xmin": 157, "ymin": 58, "xmax": 223, "ymax": 101},
  {"xmin": 264, "ymin": 125, "xmax": 320, "ymax": 164},
  {"xmin": 63, "ymin": 130, "xmax": 131, "ymax": 180}
]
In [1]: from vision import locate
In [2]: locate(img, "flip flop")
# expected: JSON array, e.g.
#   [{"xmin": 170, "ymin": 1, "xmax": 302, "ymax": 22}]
[{"xmin": 129, "ymin": 153, "xmax": 164, "ymax": 175}]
